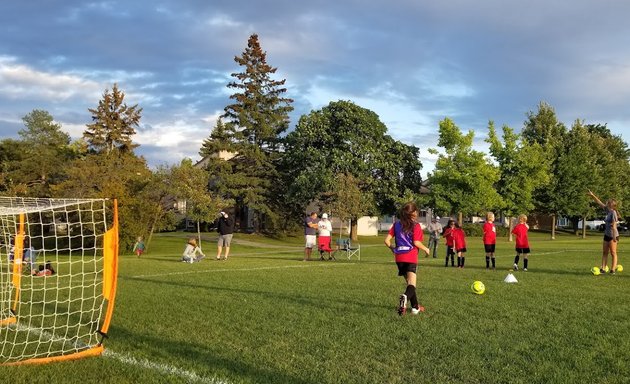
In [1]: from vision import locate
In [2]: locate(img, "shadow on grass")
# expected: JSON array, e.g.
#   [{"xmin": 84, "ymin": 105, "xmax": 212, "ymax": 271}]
[
  {"xmin": 107, "ymin": 324, "xmax": 316, "ymax": 384},
  {"xmin": 121, "ymin": 274, "xmax": 393, "ymax": 313}
]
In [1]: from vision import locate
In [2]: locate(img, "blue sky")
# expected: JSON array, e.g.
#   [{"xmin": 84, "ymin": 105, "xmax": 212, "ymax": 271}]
[{"xmin": 1, "ymin": 1, "xmax": 629, "ymax": 176}]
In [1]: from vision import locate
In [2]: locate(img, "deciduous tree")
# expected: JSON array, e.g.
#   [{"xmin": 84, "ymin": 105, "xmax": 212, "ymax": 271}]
[
  {"xmin": 428, "ymin": 118, "xmax": 501, "ymax": 223},
  {"xmin": 281, "ymin": 100, "xmax": 423, "ymax": 238},
  {"xmin": 487, "ymin": 121, "xmax": 548, "ymax": 238}
]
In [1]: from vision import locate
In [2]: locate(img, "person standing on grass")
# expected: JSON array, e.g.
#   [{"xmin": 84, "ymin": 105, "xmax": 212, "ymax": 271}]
[
  {"xmin": 132, "ymin": 236, "xmax": 145, "ymax": 257},
  {"xmin": 427, "ymin": 216, "xmax": 442, "ymax": 258},
  {"xmin": 483, "ymin": 212, "xmax": 497, "ymax": 270},
  {"xmin": 452, "ymin": 221, "xmax": 467, "ymax": 268},
  {"xmin": 443, "ymin": 219, "xmax": 456, "ymax": 267},
  {"xmin": 303, "ymin": 211, "xmax": 319, "ymax": 261},
  {"xmin": 588, "ymin": 190, "xmax": 620, "ymax": 274},
  {"xmin": 216, "ymin": 211, "xmax": 234, "ymax": 261},
  {"xmin": 511, "ymin": 214, "xmax": 530, "ymax": 271},
  {"xmin": 182, "ymin": 237, "xmax": 205, "ymax": 263},
  {"xmin": 384, "ymin": 202, "xmax": 431, "ymax": 316},
  {"xmin": 317, "ymin": 213, "xmax": 333, "ymax": 260}
]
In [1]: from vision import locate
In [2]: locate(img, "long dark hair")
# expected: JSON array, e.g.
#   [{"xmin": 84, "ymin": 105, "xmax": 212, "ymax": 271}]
[{"xmin": 399, "ymin": 202, "xmax": 418, "ymax": 234}]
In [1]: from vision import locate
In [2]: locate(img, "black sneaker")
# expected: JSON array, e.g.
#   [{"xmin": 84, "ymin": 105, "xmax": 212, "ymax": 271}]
[{"xmin": 398, "ymin": 294, "xmax": 407, "ymax": 316}]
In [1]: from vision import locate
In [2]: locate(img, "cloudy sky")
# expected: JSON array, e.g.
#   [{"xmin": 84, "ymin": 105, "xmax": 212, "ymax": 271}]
[{"xmin": 1, "ymin": 1, "xmax": 629, "ymax": 176}]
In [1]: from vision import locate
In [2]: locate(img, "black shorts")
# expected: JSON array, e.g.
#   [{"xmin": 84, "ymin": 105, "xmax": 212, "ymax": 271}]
[
  {"xmin": 604, "ymin": 235, "xmax": 619, "ymax": 242},
  {"xmin": 515, "ymin": 248, "xmax": 530, "ymax": 254},
  {"xmin": 484, "ymin": 244, "xmax": 496, "ymax": 253},
  {"xmin": 456, "ymin": 247, "xmax": 467, "ymax": 253},
  {"xmin": 446, "ymin": 246, "xmax": 455, "ymax": 256},
  {"xmin": 396, "ymin": 262, "xmax": 417, "ymax": 276}
]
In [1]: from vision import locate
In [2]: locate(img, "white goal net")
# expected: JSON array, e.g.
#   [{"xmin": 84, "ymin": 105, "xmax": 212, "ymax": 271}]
[{"xmin": 0, "ymin": 197, "xmax": 119, "ymax": 365}]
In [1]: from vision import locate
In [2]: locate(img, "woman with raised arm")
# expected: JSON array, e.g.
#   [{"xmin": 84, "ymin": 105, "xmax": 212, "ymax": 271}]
[{"xmin": 588, "ymin": 190, "xmax": 620, "ymax": 274}]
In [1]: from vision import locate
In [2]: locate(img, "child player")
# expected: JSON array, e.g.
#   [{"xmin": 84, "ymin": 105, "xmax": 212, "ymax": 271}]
[
  {"xmin": 443, "ymin": 219, "xmax": 456, "ymax": 267},
  {"xmin": 453, "ymin": 220, "xmax": 467, "ymax": 268},
  {"xmin": 483, "ymin": 212, "xmax": 497, "ymax": 270},
  {"xmin": 512, "ymin": 214, "xmax": 530, "ymax": 271},
  {"xmin": 384, "ymin": 202, "xmax": 431, "ymax": 316},
  {"xmin": 132, "ymin": 236, "xmax": 145, "ymax": 257}
]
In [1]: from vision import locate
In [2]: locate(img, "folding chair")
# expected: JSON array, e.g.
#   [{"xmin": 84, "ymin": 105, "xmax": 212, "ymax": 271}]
[
  {"xmin": 318, "ymin": 236, "xmax": 335, "ymax": 260},
  {"xmin": 336, "ymin": 238, "xmax": 360, "ymax": 260}
]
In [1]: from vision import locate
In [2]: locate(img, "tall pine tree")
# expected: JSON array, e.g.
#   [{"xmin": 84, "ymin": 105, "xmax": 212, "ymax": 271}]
[
  {"xmin": 84, "ymin": 83, "xmax": 142, "ymax": 154},
  {"xmin": 206, "ymin": 34, "xmax": 293, "ymax": 231}
]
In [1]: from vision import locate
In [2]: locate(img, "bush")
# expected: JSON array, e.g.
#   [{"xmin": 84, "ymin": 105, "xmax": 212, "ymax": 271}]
[{"xmin": 462, "ymin": 223, "xmax": 509, "ymax": 238}]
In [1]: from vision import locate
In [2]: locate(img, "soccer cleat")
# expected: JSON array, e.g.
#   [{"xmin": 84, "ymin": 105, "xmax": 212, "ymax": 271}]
[
  {"xmin": 398, "ymin": 294, "xmax": 407, "ymax": 316},
  {"xmin": 411, "ymin": 305, "xmax": 425, "ymax": 315},
  {"xmin": 523, "ymin": 268, "xmax": 528, "ymax": 272},
  {"xmin": 513, "ymin": 263, "xmax": 519, "ymax": 271}
]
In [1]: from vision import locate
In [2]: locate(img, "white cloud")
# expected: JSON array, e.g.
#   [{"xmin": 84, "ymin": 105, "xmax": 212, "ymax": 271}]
[
  {"xmin": 206, "ymin": 14, "xmax": 243, "ymax": 28},
  {"xmin": 0, "ymin": 56, "xmax": 103, "ymax": 102}
]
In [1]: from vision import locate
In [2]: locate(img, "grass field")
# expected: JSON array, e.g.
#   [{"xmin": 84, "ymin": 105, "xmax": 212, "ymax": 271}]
[{"xmin": 3, "ymin": 230, "xmax": 630, "ymax": 383}]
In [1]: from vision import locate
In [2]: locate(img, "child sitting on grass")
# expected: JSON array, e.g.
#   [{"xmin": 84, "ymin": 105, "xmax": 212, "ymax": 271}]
[{"xmin": 182, "ymin": 238, "xmax": 205, "ymax": 263}]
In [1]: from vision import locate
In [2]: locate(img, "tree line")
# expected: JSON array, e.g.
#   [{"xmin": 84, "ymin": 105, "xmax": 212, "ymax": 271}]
[{"xmin": 1, "ymin": 34, "xmax": 629, "ymax": 249}]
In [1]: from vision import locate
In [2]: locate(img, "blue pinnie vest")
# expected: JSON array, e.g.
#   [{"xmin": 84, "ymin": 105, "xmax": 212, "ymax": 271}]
[{"xmin": 393, "ymin": 221, "xmax": 415, "ymax": 255}]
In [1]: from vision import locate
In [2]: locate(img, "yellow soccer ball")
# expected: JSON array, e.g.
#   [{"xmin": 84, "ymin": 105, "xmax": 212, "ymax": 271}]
[
  {"xmin": 591, "ymin": 266, "xmax": 601, "ymax": 276},
  {"xmin": 603, "ymin": 265, "xmax": 610, "ymax": 273},
  {"xmin": 471, "ymin": 281, "xmax": 485, "ymax": 295},
  {"xmin": 616, "ymin": 264, "xmax": 623, "ymax": 273}
]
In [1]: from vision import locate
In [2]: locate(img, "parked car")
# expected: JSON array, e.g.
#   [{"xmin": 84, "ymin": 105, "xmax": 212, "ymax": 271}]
[
  {"xmin": 597, "ymin": 221, "xmax": 628, "ymax": 232},
  {"xmin": 578, "ymin": 219, "xmax": 605, "ymax": 230}
]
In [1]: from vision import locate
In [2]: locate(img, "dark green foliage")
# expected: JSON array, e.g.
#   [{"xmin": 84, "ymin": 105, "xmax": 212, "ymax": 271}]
[
  {"xmin": 428, "ymin": 118, "xmax": 501, "ymax": 218},
  {"xmin": 461, "ymin": 223, "xmax": 509, "ymax": 237},
  {"xmin": 0, "ymin": 110, "xmax": 73, "ymax": 196},
  {"xmin": 281, "ymin": 100, "xmax": 423, "ymax": 231},
  {"xmin": 208, "ymin": 34, "xmax": 293, "ymax": 231}
]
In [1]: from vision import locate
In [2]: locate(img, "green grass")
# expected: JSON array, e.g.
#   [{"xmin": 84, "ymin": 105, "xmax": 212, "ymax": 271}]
[{"xmin": 3, "ymin": 231, "xmax": 630, "ymax": 383}]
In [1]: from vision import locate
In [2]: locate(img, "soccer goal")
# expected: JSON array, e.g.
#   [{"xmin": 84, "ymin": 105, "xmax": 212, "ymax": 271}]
[{"xmin": 0, "ymin": 197, "xmax": 119, "ymax": 365}]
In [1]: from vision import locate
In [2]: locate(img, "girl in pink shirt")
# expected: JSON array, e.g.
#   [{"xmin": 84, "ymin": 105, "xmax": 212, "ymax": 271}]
[{"xmin": 384, "ymin": 202, "xmax": 430, "ymax": 316}]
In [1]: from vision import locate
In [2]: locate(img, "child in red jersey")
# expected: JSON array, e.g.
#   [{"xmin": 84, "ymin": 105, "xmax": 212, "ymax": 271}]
[
  {"xmin": 452, "ymin": 221, "xmax": 467, "ymax": 268},
  {"xmin": 511, "ymin": 214, "xmax": 530, "ymax": 271},
  {"xmin": 483, "ymin": 212, "xmax": 497, "ymax": 270},
  {"xmin": 384, "ymin": 202, "xmax": 431, "ymax": 316},
  {"xmin": 443, "ymin": 219, "xmax": 456, "ymax": 267}
]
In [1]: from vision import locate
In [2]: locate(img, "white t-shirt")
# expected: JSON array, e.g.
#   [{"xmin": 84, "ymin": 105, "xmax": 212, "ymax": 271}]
[{"xmin": 318, "ymin": 219, "xmax": 332, "ymax": 236}]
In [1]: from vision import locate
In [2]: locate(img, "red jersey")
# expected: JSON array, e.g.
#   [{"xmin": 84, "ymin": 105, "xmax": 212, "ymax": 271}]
[
  {"xmin": 452, "ymin": 227, "xmax": 466, "ymax": 251},
  {"xmin": 483, "ymin": 222, "xmax": 496, "ymax": 245},
  {"xmin": 388, "ymin": 222, "xmax": 423, "ymax": 263},
  {"xmin": 511, "ymin": 223, "xmax": 530, "ymax": 248},
  {"xmin": 443, "ymin": 227, "xmax": 455, "ymax": 247}
]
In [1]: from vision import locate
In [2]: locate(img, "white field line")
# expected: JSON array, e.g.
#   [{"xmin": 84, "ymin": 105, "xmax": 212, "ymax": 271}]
[
  {"xmin": 12, "ymin": 323, "xmax": 228, "ymax": 384},
  {"xmin": 131, "ymin": 261, "xmax": 355, "ymax": 279},
  {"xmin": 103, "ymin": 349, "xmax": 230, "ymax": 384}
]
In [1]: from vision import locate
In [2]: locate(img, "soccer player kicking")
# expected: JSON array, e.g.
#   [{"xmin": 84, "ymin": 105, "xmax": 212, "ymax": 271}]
[{"xmin": 385, "ymin": 202, "xmax": 431, "ymax": 316}]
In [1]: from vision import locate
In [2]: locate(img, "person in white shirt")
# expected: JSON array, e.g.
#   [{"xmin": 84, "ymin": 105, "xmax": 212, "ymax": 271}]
[
  {"xmin": 427, "ymin": 217, "xmax": 443, "ymax": 258},
  {"xmin": 317, "ymin": 213, "xmax": 334, "ymax": 260},
  {"xmin": 182, "ymin": 237, "xmax": 205, "ymax": 263}
]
